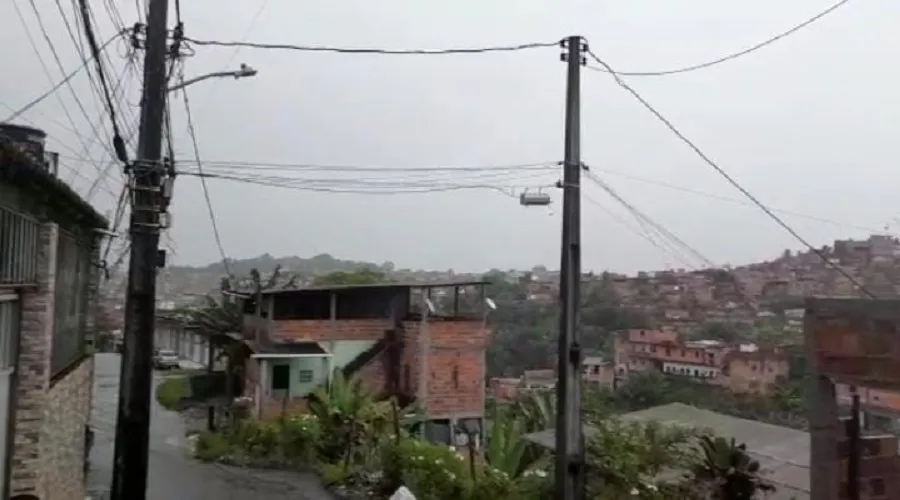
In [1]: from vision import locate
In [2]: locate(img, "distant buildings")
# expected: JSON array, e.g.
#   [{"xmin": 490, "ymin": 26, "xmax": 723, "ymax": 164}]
[{"xmin": 614, "ymin": 328, "xmax": 790, "ymax": 394}]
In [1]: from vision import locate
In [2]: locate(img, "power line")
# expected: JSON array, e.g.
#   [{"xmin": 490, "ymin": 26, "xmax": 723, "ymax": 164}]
[
  {"xmin": 179, "ymin": 76, "xmax": 232, "ymax": 275},
  {"xmin": 172, "ymin": 159, "xmax": 558, "ymax": 172},
  {"xmin": 4, "ymin": 24, "xmax": 123, "ymax": 122},
  {"xmin": 8, "ymin": 0, "xmax": 92, "ymax": 158},
  {"xmin": 188, "ymin": 0, "xmax": 269, "ymax": 117},
  {"xmin": 584, "ymin": 50, "xmax": 876, "ymax": 298},
  {"xmin": 585, "ymin": 171, "xmax": 716, "ymax": 268},
  {"xmin": 582, "ymin": 191, "xmax": 696, "ymax": 269},
  {"xmin": 75, "ymin": 0, "xmax": 130, "ymax": 163},
  {"xmin": 587, "ymin": 165, "xmax": 884, "ymax": 235},
  {"xmin": 181, "ymin": 170, "xmax": 550, "ymax": 196},
  {"xmin": 591, "ymin": 0, "xmax": 852, "ymax": 77},
  {"xmin": 181, "ymin": 36, "xmax": 561, "ymax": 55}
]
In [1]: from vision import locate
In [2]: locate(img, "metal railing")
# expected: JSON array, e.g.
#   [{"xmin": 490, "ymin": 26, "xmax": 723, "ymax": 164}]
[{"xmin": 0, "ymin": 206, "xmax": 40, "ymax": 286}]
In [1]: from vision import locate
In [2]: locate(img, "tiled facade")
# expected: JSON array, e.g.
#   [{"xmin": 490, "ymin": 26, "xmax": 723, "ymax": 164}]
[{"xmin": 8, "ymin": 221, "xmax": 98, "ymax": 499}]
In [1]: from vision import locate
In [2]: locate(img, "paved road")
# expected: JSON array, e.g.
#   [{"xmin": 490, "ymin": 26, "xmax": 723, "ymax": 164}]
[{"xmin": 87, "ymin": 353, "xmax": 334, "ymax": 499}]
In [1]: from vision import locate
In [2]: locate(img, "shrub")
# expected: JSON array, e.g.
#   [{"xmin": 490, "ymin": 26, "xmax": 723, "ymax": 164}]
[
  {"xmin": 281, "ymin": 414, "xmax": 323, "ymax": 462},
  {"xmin": 192, "ymin": 415, "xmax": 322, "ymax": 466},
  {"xmin": 380, "ymin": 438, "xmax": 471, "ymax": 500},
  {"xmin": 194, "ymin": 431, "xmax": 232, "ymax": 462},
  {"xmin": 155, "ymin": 376, "xmax": 190, "ymax": 410}
]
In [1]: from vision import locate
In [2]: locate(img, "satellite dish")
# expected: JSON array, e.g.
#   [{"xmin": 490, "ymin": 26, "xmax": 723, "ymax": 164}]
[{"xmin": 485, "ymin": 297, "xmax": 497, "ymax": 310}]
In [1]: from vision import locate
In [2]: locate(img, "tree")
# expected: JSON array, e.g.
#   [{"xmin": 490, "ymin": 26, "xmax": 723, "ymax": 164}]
[
  {"xmin": 689, "ymin": 436, "xmax": 775, "ymax": 499},
  {"xmin": 585, "ymin": 419, "xmax": 699, "ymax": 499},
  {"xmin": 313, "ymin": 268, "xmax": 388, "ymax": 286}
]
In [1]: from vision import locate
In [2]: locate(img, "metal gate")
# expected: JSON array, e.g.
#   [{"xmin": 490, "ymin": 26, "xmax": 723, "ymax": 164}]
[{"xmin": 0, "ymin": 293, "xmax": 20, "ymax": 496}]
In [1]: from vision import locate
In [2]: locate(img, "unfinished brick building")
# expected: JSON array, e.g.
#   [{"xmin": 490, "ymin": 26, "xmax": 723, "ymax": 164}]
[
  {"xmin": 806, "ymin": 297, "xmax": 900, "ymax": 500},
  {"xmin": 237, "ymin": 280, "xmax": 491, "ymax": 446}
]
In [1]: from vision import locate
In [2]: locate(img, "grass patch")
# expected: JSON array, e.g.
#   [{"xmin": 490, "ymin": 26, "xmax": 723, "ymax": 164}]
[{"xmin": 156, "ymin": 375, "xmax": 191, "ymax": 410}]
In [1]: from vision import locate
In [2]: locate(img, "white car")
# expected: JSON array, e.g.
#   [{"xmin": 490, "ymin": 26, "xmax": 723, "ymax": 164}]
[{"xmin": 153, "ymin": 349, "xmax": 180, "ymax": 370}]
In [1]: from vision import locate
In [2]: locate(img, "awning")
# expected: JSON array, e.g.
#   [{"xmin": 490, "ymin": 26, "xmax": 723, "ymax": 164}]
[{"xmin": 250, "ymin": 341, "xmax": 332, "ymax": 359}]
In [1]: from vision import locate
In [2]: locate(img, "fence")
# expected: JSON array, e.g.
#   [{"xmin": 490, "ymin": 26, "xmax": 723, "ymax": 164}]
[{"xmin": 0, "ymin": 206, "xmax": 40, "ymax": 287}]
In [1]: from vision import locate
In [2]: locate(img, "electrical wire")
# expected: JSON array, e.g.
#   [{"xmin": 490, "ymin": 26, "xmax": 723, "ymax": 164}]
[
  {"xmin": 181, "ymin": 170, "xmax": 551, "ymax": 196},
  {"xmin": 592, "ymin": 0, "xmax": 852, "ymax": 77},
  {"xmin": 582, "ymin": 192, "xmax": 696, "ymax": 270},
  {"xmin": 173, "ymin": 159, "xmax": 558, "ymax": 173},
  {"xmin": 188, "ymin": 0, "xmax": 268, "ymax": 116},
  {"xmin": 75, "ymin": 0, "xmax": 130, "ymax": 163},
  {"xmin": 587, "ymin": 165, "xmax": 885, "ymax": 235},
  {"xmin": 179, "ymin": 75, "xmax": 232, "ymax": 276},
  {"xmin": 181, "ymin": 36, "xmax": 561, "ymax": 55},
  {"xmin": 585, "ymin": 171, "xmax": 715, "ymax": 268},
  {"xmin": 583, "ymin": 176, "xmax": 764, "ymax": 313},
  {"xmin": 8, "ymin": 0, "xmax": 92, "ymax": 157},
  {"xmin": 584, "ymin": 49, "xmax": 875, "ymax": 298}
]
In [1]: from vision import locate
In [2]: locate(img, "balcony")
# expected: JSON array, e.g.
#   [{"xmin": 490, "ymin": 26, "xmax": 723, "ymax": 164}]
[{"xmin": 0, "ymin": 206, "xmax": 40, "ymax": 287}]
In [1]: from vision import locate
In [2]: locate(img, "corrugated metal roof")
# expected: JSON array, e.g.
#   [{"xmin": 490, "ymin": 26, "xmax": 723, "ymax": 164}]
[
  {"xmin": 524, "ymin": 403, "xmax": 810, "ymax": 499},
  {"xmin": 257, "ymin": 279, "xmax": 490, "ymax": 295}
]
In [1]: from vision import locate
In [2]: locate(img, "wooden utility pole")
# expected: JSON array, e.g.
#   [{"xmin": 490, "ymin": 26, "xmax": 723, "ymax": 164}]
[{"xmin": 110, "ymin": 0, "xmax": 169, "ymax": 497}]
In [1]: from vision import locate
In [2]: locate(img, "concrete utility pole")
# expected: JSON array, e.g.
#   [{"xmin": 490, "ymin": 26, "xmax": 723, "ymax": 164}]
[
  {"xmin": 555, "ymin": 35, "xmax": 586, "ymax": 500},
  {"xmin": 110, "ymin": 0, "xmax": 169, "ymax": 497}
]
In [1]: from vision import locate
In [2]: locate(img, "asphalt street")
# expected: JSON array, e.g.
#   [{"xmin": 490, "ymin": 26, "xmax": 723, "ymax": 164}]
[{"xmin": 86, "ymin": 353, "xmax": 335, "ymax": 499}]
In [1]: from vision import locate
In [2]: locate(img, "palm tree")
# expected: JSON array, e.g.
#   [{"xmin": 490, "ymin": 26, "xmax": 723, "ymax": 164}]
[
  {"xmin": 513, "ymin": 391, "xmax": 556, "ymax": 433},
  {"xmin": 689, "ymin": 435, "xmax": 775, "ymax": 499},
  {"xmin": 485, "ymin": 413, "xmax": 546, "ymax": 478}
]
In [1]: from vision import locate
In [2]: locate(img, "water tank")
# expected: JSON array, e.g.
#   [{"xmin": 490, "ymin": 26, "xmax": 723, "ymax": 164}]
[
  {"xmin": 0, "ymin": 123, "xmax": 47, "ymax": 160},
  {"xmin": 0, "ymin": 123, "xmax": 57, "ymax": 176}
]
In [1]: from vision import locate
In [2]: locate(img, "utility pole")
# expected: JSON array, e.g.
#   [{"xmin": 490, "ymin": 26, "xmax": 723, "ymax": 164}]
[
  {"xmin": 555, "ymin": 35, "xmax": 586, "ymax": 500},
  {"xmin": 110, "ymin": 0, "xmax": 169, "ymax": 497},
  {"xmin": 847, "ymin": 391, "xmax": 861, "ymax": 500}
]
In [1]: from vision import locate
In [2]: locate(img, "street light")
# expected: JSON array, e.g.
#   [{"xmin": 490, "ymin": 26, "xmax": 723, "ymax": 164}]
[{"xmin": 166, "ymin": 64, "xmax": 258, "ymax": 93}]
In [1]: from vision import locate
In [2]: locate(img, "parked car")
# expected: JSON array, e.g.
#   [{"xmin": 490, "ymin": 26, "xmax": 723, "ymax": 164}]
[{"xmin": 153, "ymin": 349, "xmax": 180, "ymax": 370}]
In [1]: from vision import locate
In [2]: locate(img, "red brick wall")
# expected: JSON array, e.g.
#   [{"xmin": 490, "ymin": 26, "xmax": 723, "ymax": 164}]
[
  {"xmin": 272, "ymin": 319, "xmax": 391, "ymax": 342},
  {"xmin": 837, "ymin": 427, "xmax": 900, "ymax": 499},
  {"xmin": 722, "ymin": 356, "xmax": 789, "ymax": 394},
  {"xmin": 260, "ymin": 396, "xmax": 309, "ymax": 420},
  {"xmin": 403, "ymin": 320, "xmax": 486, "ymax": 416},
  {"xmin": 353, "ymin": 348, "xmax": 388, "ymax": 396}
]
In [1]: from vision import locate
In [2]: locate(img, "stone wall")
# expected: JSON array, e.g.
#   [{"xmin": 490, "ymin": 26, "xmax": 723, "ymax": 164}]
[
  {"xmin": 10, "ymin": 223, "xmax": 58, "ymax": 496},
  {"xmin": 37, "ymin": 358, "xmax": 93, "ymax": 500},
  {"xmin": 8, "ymin": 222, "xmax": 95, "ymax": 499}
]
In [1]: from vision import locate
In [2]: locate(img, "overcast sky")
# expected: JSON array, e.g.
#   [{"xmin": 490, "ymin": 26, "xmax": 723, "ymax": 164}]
[{"xmin": 2, "ymin": 0, "xmax": 897, "ymax": 274}]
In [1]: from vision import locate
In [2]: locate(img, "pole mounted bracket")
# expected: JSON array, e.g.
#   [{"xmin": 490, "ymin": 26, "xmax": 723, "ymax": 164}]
[{"xmin": 568, "ymin": 342, "xmax": 583, "ymax": 365}]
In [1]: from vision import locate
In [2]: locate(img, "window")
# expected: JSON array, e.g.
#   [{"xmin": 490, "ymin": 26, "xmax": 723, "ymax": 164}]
[
  {"xmin": 452, "ymin": 365, "xmax": 459, "ymax": 389},
  {"xmin": 51, "ymin": 230, "xmax": 93, "ymax": 376},
  {"xmin": 0, "ymin": 296, "xmax": 19, "ymax": 370},
  {"xmin": 665, "ymin": 347, "xmax": 671, "ymax": 356},
  {"xmin": 271, "ymin": 364, "xmax": 291, "ymax": 391},
  {"xmin": 870, "ymin": 478, "xmax": 885, "ymax": 496},
  {"xmin": 296, "ymin": 369, "xmax": 313, "ymax": 383}
]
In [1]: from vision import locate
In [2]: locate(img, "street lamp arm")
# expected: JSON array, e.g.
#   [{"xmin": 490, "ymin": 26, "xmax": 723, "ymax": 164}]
[{"xmin": 166, "ymin": 64, "xmax": 258, "ymax": 93}]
